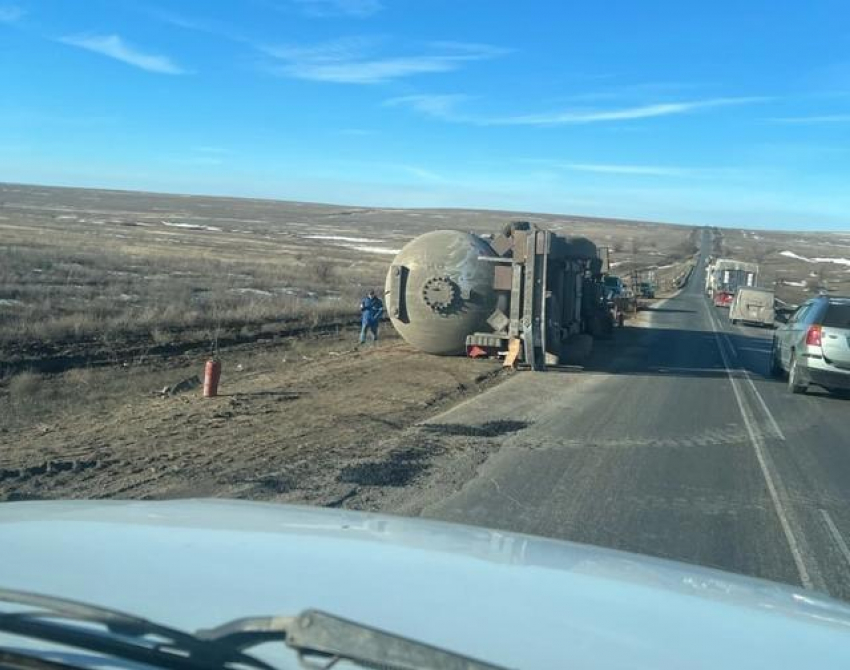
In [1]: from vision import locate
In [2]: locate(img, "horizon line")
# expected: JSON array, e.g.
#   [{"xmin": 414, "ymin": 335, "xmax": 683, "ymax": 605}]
[{"xmin": 0, "ymin": 179, "xmax": 844, "ymax": 235}]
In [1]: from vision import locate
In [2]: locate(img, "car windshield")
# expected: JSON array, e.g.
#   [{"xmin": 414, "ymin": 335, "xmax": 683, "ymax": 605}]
[{"xmin": 3, "ymin": 3, "xmax": 850, "ymax": 667}]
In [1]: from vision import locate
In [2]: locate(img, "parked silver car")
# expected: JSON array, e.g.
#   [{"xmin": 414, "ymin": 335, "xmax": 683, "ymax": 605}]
[{"xmin": 771, "ymin": 296, "xmax": 850, "ymax": 394}]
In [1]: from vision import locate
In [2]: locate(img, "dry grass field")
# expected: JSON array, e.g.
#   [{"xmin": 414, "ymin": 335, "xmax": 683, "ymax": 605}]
[
  {"xmin": 0, "ymin": 181, "xmax": 700, "ymax": 502},
  {"xmin": 0, "ymin": 183, "xmax": 698, "ymax": 368}
]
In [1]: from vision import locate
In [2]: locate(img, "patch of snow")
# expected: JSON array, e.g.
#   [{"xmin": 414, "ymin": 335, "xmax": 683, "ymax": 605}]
[
  {"xmin": 304, "ymin": 234, "xmax": 378, "ymax": 243},
  {"xmin": 55, "ymin": 215, "xmax": 77, "ymax": 220},
  {"xmin": 814, "ymin": 257, "xmax": 850, "ymax": 266},
  {"xmin": 780, "ymin": 250, "xmax": 850, "ymax": 266},
  {"xmin": 230, "ymin": 288, "xmax": 273, "ymax": 297},
  {"xmin": 349, "ymin": 245, "xmax": 401, "ymax": 255},
  {"xmin": 783, "ymin": 280, "xmax": 806, "ymax": 287},
  {"xmin": 161, "ymin": 221, "xmax": 222, "ymax": 232},
  {"xmin": 276, "ymin": 287, "xmax": 317, "ymax": 298},
  {"xmin": 0, "ymin": 298, "xmax": 23, "ymax": 307}
]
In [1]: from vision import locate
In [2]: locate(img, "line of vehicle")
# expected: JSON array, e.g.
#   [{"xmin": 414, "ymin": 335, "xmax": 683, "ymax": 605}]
[
  {"xmin": 820, "ymin": 509, "xmax": 850, "ymax": 571},
  {"xmin": 705, "ymin": 299, "xmax": 820, "ymax": 591}
]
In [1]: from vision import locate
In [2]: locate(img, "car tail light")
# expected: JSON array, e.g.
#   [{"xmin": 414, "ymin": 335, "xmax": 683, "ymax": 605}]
[{"xmin": 805, "ymin": 325, "xmax": 822, "ymax": 347}]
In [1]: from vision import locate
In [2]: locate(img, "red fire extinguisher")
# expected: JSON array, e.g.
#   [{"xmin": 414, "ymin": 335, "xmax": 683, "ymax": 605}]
[{"xmin": 203, "ymin": 359, "xmax": 221, "ymax": 398}]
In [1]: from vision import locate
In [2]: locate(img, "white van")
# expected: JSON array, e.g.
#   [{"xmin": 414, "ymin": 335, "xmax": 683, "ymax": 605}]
[{"xmin": 730, "ymin": 287, "xmax": 775, "ymax": 327}]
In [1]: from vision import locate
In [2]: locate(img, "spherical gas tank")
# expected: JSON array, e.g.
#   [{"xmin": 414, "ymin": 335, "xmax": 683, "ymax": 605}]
[{"xmin": 385, "ymin": 230, "xmax": 497, "ymax": 355}]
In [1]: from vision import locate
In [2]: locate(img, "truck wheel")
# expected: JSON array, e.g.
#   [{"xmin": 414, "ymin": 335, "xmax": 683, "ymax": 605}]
[
  {"xmin": 788, "ymin": 354, "xmax": 807, "ymax": 394},
  {"xmin": 599, "ymin": 313, "xmax": 614, "ymax": 339},
  {"xmin": 731, "ymin": 319, "xmax": 738, "ymax": 325}
]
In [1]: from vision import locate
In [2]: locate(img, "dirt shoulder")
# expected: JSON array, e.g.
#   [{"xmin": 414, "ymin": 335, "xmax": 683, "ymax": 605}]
[
  {"xmin": 0, "ymin": 329, "xmax": 504, "ymax": 503},
  {"xmin": 0, "ymin": 295, "xmax": 683, "ymax": 508}
]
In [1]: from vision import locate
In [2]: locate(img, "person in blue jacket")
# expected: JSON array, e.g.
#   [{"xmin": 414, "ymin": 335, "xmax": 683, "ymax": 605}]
[{"xmin": 359, "ymin": 289, "xmax": 384, "ymax": 345}]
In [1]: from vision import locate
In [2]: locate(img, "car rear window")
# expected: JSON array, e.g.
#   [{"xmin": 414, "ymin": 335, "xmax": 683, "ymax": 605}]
[{"xmin": 823, "ymin": 304, "xmax": 850, "ymax": 328}]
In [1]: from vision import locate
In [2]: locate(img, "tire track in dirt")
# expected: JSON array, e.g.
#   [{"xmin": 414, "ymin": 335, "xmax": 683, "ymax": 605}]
[{"xmin": 1, "ymin": 336, "xmax": 506, "ymax": 503}]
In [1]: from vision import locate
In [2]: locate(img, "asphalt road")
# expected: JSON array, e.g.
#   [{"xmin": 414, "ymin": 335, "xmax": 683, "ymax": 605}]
[{"xmin": 415, "ymin": 229, "xmax": 850, "ymax": 601}]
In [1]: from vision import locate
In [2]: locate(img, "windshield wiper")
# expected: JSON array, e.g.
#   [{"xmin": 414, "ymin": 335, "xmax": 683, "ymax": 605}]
[
  {"xmin": 197, "ymin": 609, "xmax": 506, "ymax": 670},
  {"xmin": 0, "ymin": 588, "xmax": 274, "ymax": 670},
  {"xmin": 0, "ymin": 588, "xmax": 507, "ymax": 670}
]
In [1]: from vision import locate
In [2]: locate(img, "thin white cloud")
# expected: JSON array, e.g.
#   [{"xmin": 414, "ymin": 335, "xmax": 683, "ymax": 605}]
[
  {"xmin": 60, "ymin": 34, "xmax": 187, "ymax": 75},
  {"xmin": 149, "ymin": 8, "xmax": 248, "ymax": 44},
  {"xmin": 488, "ymin": 97, "xmax": 770, "ymax": 126},
  {"xmin": 770, "ymin": 114, "xmax": 850, "ymax": 124},
  {"xmin": 293, "ymin": 0, "xmax": 383, "ymax": 18},
  {"xmin": 384, "ymin": 94, "xmax": 471, "ymax": 119},
  {"xmin": 397, "ymin": 165, "xmax": 446, "ymax": 182},
  {"xmin": 520, "ymin": 158, "xmax": 756, "ymax": 181},
  {"xmin": 167, "ymin": 155, "xmax": 225, "ymax": 166},
  {"xmin": 264, "ymin": 38, "xmax": 505, "ymax": 84},
  {"xmin": 0, "ymin": 4, "xmax": 23, "ymax": 22},
  {"xmin": 388, "ymin": 94, "xmax": 770, "ymax": 125},
  {"xmin": 559, "ymin": 163, "xmax": 692, "ymax": 177}
]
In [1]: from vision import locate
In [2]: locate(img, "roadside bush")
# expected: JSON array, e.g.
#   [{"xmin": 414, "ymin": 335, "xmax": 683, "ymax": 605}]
[
  {"xmin": 8, "ymin": 371, "xmax": 42, "ymax": 400},
  {"xmin": 310, "ymin": 259, "xmax": 335, "ymax": 285}
]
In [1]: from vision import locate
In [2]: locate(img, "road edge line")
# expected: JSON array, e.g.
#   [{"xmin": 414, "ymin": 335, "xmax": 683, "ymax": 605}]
[
  {"xmin": 706, "ymin": 300, "xmax": 819, "ymax": 591},
  {"xmin": 742, "ymin": 370, "xmax": 787, "ymax": 441},
  {"xmin": 820, "ymin": 509, "xmax": 850, "ymax": 570},
  {"xmin": 716, "ymin": 321, "xmax": 786, "ymax": 441}
]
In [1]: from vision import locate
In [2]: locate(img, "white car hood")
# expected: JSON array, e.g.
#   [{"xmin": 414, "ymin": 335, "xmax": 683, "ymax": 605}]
[{"xmin": 2, "ymin": 499, "xmax": 850, "ymax": 669}]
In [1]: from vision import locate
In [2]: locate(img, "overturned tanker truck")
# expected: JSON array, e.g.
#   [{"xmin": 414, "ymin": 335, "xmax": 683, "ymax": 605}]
[{"xmin": 384, "ymin": 221, "xmax": 612, "ymax": 371}]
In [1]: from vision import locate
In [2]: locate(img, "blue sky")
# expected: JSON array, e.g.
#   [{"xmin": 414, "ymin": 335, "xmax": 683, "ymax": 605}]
[{"xmin": 1, "ymin": 0, "xmax": 849, "ymax": 229}]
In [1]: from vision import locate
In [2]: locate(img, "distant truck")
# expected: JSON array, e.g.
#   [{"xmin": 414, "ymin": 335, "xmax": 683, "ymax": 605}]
[
  {"xmin": 730, "ymin": 287, "xmax": 775, "ymax": 327},
  {"xmin": 603, "ymin": 275, "xmax": 625, "ymax": 299},
  {"xmin": 705, "ymin": 258, "xmax": 759, "ymax": 307},
  {"xmin": 638, "ymin": 282, "xmax": 656, "ymax": 299}
]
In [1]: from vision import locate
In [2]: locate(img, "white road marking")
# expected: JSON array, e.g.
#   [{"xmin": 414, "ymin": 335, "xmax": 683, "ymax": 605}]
[
  {"xmin": 651, "ymin": 366, "xmax": 727, "ymax": 374},
  {"xmin": 742, "ymin": 370, "xmax": 787, "ymax": 441},
  {"xmin": 705, "ymin": 300, "xmax": 819, "ymax": 591},
  {"xmin": 713, "ymin": 312, "xmax": 786, "ymax": 441},
  {"xmin": 820, "ymin": 509, "xmax": 850, "ymax": 570}
]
